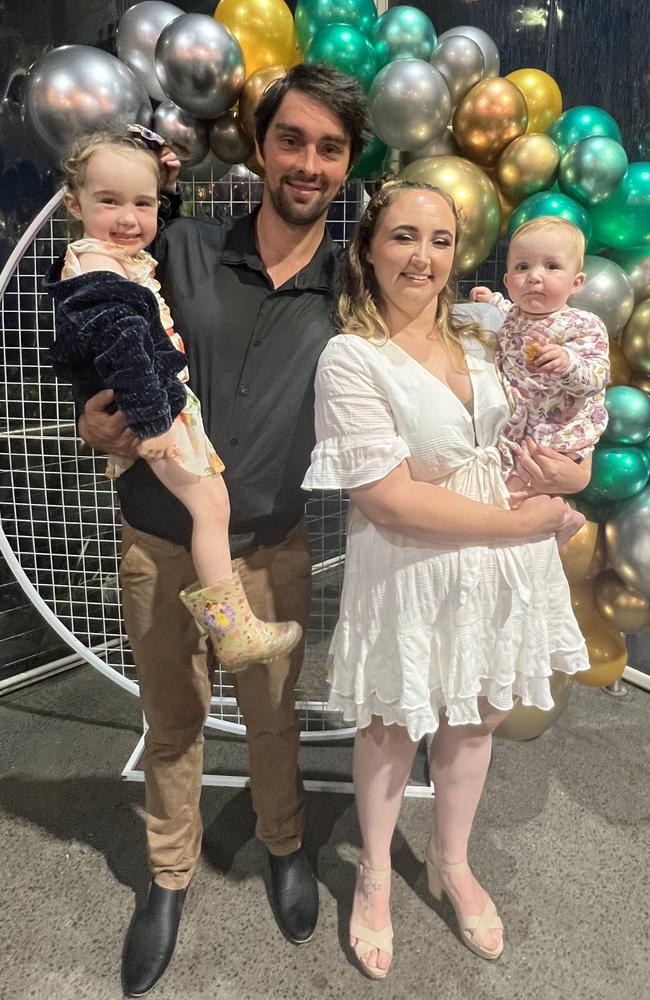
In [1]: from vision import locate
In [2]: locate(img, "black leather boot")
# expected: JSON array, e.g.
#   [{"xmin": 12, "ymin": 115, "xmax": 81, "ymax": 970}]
[
  {"xmin": 268, "ymin": 848, "xmax": 319, "ymax": 944},
  {"xmin": 121, "ymin": 882, "xmax": 188, "ymax": 997}
]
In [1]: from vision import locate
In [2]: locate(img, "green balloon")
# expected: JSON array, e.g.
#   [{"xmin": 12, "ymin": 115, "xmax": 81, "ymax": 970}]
[
  {"xmin": 371, "ymin": 6, "xmax": 436, "ymax": 71},
  {"xmin": 588, "ymin": 446, "xmax": 649, "ymax": 502},
  {"xmin": 602, "ymin": 386, "xmax": 650, "ymax": 445},
  {"xmin": 295, "ymin": 0, "xmax": 378, "ymax": 53},
  {"xmin": 558, "ymin": 136, "xmax": 628, "ymax": 207},
  {"xmin": 507, "ymin": 190, "xmax": 592, "ymax": 241},
  {"xmin": 589, "ymin": 162, "xmax": 650, "ymax": 250},
  {"xmin": 305, "ymin": 22, "xmax": 378, "ymax": 91},
  {"xmin": 548, "ymin": 106, "xmax": 622, "ymax": 157},
  {"xmin": 350, "ymin": 133, "xmax": 389, "ymax": 179},
  {"xmin": 574, "ymin": 491, "xmax": 613, "ymax": 523}
]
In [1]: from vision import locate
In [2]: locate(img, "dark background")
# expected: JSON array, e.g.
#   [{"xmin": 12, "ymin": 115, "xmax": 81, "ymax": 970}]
[{"xmin": 1, "ymin": 0, "xmax": 649, "ymax": 679}]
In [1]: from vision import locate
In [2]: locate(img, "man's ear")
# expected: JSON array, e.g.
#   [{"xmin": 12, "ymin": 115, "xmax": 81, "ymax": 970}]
[
  {"xmin": 255, "ymin": 137, "xmax": 265, "ymax": 168},
  {"xmin": 64, "ymin": 191, "xmax": 82, "ymax": 220}
]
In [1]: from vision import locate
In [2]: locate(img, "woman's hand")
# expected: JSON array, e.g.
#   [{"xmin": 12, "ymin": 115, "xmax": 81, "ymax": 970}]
[
  {"xmin": 159, "ymin": 145, "xmax": 181, "ymax": 192},
  {"xmin": 78, "ymin": 389, "xmax": 139, "ymax": 458},
  {"xmin": 136, "ymin": 427, "xmax": 177, "ymax": 462},
  {"xmin": 511, "ymin": 438, "xmax": 592, "ymax": 502},
  {"xmin": 513, "ymin": 494, "xmax": 569, "ymax": 539}
]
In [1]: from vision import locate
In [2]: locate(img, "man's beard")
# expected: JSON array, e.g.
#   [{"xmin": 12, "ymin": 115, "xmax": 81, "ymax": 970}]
[{"xmin": 268, "ymin": 177, "xmax": 333, "ymax": 227}]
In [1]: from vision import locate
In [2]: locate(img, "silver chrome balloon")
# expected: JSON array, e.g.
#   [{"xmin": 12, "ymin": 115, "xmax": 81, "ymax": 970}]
[
  {"xmin": 368, "ymin": 58, "xmax": 451, "ymax": 152},
  {"xmin": 606, "ymin": 487, "xmax": 650, "ymax": 598},
  {"xmin": 401, "ymin": 128, "xmax": 459, "ymax": 166},
  {"xmin": 437, "ymin": 25, "xmax": 499, "ymax": 78},
  {"xmin": 430, "ymin": 34, "xmax": 484, "ymax": 107},
  {"xmin": 23, "ymin": 45, "xmax": 152, "ymax": 163},
  {"xmin": 569, "ymin": 255, "xmax": 635, "ymax": 337},
  {"xmin": 208, "ymin": 111, "xmax": 254, "ymax": 165},
  {"xmin": 155, "ymin": 13, "xmax": 245, "ymax": 120},
  {"xmin": 117, "ymin": 1, "xmax": 183, "ymax": 102},
  {"xmin": 608, "ymin": 248, "xmax": 650, "ymax": 304},
  {"xmin": 152, "ymin": 100, "xmax": 208, "ymax": 166}
]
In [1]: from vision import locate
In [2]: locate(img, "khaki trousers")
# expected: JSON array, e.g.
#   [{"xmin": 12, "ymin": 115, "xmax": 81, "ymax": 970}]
[{"xmin": 119, "ymin": 518, "xmax": 312, "ymax": 891}]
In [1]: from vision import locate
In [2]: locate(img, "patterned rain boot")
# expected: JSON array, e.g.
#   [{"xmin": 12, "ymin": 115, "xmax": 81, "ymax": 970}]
[{"xmin": 179, "ymin": 574, "xmax": 303, "ymax": 672}]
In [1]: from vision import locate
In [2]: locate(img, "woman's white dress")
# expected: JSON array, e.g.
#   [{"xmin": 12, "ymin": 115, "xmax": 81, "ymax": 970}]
[{"xmin": 302, "ymin": 330, "xmax": 589, "ymax": 741}]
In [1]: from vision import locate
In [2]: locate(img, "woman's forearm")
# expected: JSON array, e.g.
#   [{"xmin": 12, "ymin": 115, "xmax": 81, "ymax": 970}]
[{"xmin": 350, "ymin": 465, "xmax": 561, "ymax": 545}]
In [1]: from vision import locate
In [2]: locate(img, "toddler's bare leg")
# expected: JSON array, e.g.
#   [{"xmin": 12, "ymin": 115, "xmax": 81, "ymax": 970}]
[{"xmin": 149, "ymin": 458, "xmax": 231, "ymax": 586}]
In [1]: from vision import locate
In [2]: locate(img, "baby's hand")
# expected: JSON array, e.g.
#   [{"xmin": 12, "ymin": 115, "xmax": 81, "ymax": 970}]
[
  {"xmin": 470, "ymin": 286, "xmax": 493, "ymax": 303},
  {"xmin": 136, "ymin": 427, "xmax": 177, "ymax": 462},
  {"xmin": 159, "ymin": 145, "xmax": 181, "ymax": 192},
  {"xmin": 532, "ymin": 343, "xmax": 571, "ymax": 375}
]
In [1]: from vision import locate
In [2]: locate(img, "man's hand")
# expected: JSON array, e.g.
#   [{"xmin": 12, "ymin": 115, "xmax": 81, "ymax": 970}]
[
  {"xmin": 470, "ymin": 286, "xmax": 493, "ymax": 303},
  {"xmin": 159, "ymin": 145, "xmax": 181, "ymax": 193},
  {"xmin": 532, "ymin": 343, "xmax": 571, "ymax": 375},
  {"xmin": 78, "ymin": 389, "xmax": 139, "ymax": 459}
]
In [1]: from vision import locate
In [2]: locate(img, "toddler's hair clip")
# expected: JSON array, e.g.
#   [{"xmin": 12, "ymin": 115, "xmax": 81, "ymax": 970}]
[{"xmin": 128, "ymin": 124, "xmax": 166, "ymax": 149}]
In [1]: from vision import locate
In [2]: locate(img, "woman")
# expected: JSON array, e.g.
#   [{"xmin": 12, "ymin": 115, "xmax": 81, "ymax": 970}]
[{"xmin": 303, "ymin": 180, "xmax": 591, "ymax": 978}]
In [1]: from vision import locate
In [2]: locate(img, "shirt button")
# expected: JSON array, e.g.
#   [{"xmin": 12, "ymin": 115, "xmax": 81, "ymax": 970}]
[
  {"xmin": 239, "ymin": 386, "xmax": 249, "ymax": 396},
  {"xmin": 230, "ymin": 436, "xmax": 238, "ymax": 446}
]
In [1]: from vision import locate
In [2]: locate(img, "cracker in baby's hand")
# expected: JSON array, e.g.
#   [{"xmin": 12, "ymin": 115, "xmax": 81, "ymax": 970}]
[{"xmin": 524, "ymin": 341, "xmax": 543, "ymax": 367}]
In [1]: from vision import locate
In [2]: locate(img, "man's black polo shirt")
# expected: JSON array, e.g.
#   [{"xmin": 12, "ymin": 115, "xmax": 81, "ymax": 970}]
[{"xmin": 117, "ymin": 208, "xmax": 342, "ymax": 553}]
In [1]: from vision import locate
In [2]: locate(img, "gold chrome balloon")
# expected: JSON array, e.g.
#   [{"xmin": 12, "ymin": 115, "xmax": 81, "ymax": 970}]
[
  {"xmin": 238, "ymin": 64, "xmax": 286, "ymax": 139},
  {"xmin": 494, "ymin": 671, "xmax": 571, "ymax": 741},
  {"xmin": 569, "ymin": 580, "xmax": 627, "ymax": 687},
  {"xmin": 493, "ymin": 179, "xmax": 517, "ymax": 237},
  {"xmin": 608, "ymin": 340, "xmax": 632, "ymax": 386},
  {"xmin": 452, "ymin": 77, "xmax": 528, "ymax": 167},
  {"xmin": 621, "ymin": 300, "xmax": 650, "ymax": 374},
  {"xmin": 629, "ymin": 370, "xmax": 650, "ymax": 394},
  {"xmin": 400, "ymin": 155, "xmax": 500, "ymax": 273},
  {"xmin": 214, "ymin": 0, "xmax": 295, "ymax": 78},
  {"xmin": 594, "ymin": 569, "xmax": 650, "ymax": 633},
  {"xmin": 505, "ymin": 67, "xmax": 562, "ymax": 134},
  {"xmin": 497, "ymin": 133, "xmax": 559, "ymax": 202},
  {"xmin": 559, "ymin": 520, "xmax": 606, "ymax": 584}
]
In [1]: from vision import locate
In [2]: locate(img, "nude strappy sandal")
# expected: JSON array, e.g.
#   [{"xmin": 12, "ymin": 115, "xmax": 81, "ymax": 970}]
[
  {"xmin": 425, "ymin": 840, "xmax": 504, "ymax": 960},
  {"xmin": 350, "ymin": 864, "xmax": 394, "ymax": 980}
]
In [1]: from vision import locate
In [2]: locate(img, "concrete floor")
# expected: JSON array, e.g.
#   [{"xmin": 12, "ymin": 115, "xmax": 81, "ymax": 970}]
[{"xmin": 0, "ymin": 667, "xmax": 648, "ymax": 1000}]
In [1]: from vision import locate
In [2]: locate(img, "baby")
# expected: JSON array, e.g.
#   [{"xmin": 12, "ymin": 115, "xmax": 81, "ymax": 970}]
[{"xmin": 471, "ymin": 216, "xmax": 610, "ymax": 544}]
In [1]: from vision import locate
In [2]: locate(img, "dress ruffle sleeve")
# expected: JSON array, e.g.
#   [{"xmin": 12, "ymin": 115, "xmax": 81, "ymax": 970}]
[{"xmin": 303, "ymin": 335, "xmax": 410, "ymax": 490}]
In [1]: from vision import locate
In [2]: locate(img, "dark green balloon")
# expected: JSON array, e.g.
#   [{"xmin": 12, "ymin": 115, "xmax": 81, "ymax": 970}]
[
  {"xmin": 305, "ymin": 22, "xmax": 378, "ymax": 92},
  {"xmin": 350, "ymin": 133, "xmax": 389, "ymax": 179},
  {"xmin": 589, "ymin": 162, "xmax": 650, "ymax": 250},
  {"xmin": 602, "ymin": 386, "xmax": 650, "ymax": 445},
  {"xmin": 548, "ymin": 106, "xmax": 622, "ymax": 157},
  {"xmin": 588, "ymin": 446, "xmax": 649, "ymax": 502},
  {"xmin": 507, "ymin": 190, "xmax": 592, "ymax": 240},
  {"xmin": 295, "ymin": 0, "xmax": 378, "ymax": 53},
  {"xmin": 558, "ymin": 136, "xmax": 628, "ymax": 207}
]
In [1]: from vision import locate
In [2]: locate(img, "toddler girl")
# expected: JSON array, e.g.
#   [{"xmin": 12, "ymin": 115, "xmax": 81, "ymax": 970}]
[
  {"xmin": 471, "ymin": 216, "xmax": 610, "ymax": 544},
  {"xmin": 46, "ymin": 128, "xmax": 302, "ymax": 670}
]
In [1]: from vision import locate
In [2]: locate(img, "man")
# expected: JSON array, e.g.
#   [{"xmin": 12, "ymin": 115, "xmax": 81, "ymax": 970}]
[{"xmin": 78, "ymin": 64, "xmax": 369, "ymax": 996}]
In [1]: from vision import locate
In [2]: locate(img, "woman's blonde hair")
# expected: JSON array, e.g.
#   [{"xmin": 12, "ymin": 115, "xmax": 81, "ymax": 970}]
[{"xmin": 339, "ymin": 178, "xmax": 487, "ymax": 356}]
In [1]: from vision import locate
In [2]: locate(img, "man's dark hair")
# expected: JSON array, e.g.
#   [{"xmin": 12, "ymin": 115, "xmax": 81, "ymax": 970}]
[{"xmin": 254, "ymin": 63, "xmax": 371, "ymax": 169}]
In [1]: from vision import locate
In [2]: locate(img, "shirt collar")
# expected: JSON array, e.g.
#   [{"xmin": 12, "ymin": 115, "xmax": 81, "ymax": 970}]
[{"xmin": 220, "ymin": 206, "xmax": 341, "ymax": 292}]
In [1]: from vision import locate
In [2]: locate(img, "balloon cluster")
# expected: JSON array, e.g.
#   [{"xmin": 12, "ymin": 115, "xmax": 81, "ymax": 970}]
[{"xmin": 21, "ymin": 0, "xmax": 298, "ymax": 175}]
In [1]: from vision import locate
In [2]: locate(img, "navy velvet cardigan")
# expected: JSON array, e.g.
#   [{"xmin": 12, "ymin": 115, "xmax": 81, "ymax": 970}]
[{"xmin": 45, "ymin": 265, "xmax": 188, "ymax": 439}]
